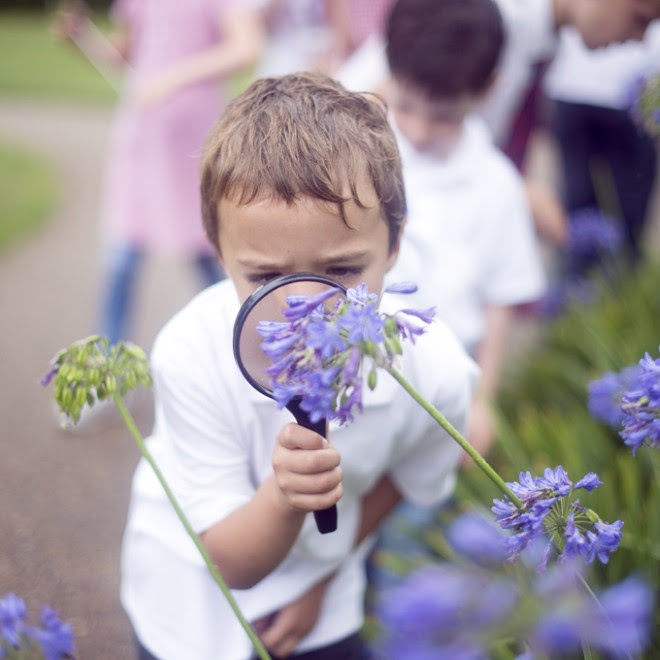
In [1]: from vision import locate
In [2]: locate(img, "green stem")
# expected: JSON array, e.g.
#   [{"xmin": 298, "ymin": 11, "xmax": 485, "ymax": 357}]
[
  {"xmin": 388, "ymin": 367, "xmax": 522, "ymax": 508},
  {"xmin": 112, "ymin": 393, "xmax": 272, "ymax": 660}
]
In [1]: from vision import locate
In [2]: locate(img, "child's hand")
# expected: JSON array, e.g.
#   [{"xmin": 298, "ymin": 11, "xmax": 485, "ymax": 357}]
[
  {"xmin": 462, "ymin": 397, "xmax": 494, "ymax": 467},
  {"xmin": 253, "ymin": 575, "xmax": 331, "ymax": 656},
  {"xmin": 272, "ymin": 423, "xmax": 343, "ymax": 514}
]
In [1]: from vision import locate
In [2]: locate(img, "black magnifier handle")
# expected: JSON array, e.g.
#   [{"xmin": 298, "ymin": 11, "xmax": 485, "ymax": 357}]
[{"xmin": 286, "ymin": 397, "xmax": 338, "ymax": 534}]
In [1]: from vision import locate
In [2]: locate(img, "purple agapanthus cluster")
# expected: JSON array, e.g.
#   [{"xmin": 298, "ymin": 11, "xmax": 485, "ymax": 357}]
[
  {"xmin": 376, "ymin": 512, "xmax": 653, "ymax": 659},
  {"xmin": 619, "ymin": 348, "xmax": 660, "ymax": 454},
  {"xmin": 588, "ymin": 363, "xmax": 643, "ymax": 427},
  {"xmin": 257, "ymin": 282, "xmax": 434, "ymax": 424},
  {"xmin": 536, "ymin": 277, "xmax": 597, "ymax": 319},
  {"xmin": 491, "ymin": 466, "xmax": 623, "ymax": 569},
  {"xmin": 567, "ymin": 208, "xmax": 623, "ymax": 260},
  {"xmin": 588, "ymin": 348, "xmax": 660, "ymax": 455},
  {"xmin": 0, "ymin": 593, "xmax": 74, "ymax": 660}
]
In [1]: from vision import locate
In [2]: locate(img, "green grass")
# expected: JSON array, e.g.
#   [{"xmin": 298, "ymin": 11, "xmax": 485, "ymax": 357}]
[
  {"xmin": 0, "ymin": 11, "xmax": 117, "ymax": 103},
  {"xmin": 0, "ymin": 141, "xmax": 57, "ymax": 252}
]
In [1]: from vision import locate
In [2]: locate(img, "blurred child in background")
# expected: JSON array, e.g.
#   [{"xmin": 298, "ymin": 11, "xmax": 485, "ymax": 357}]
[
  {"xmin": 56, "ymin": 0, "xmax": 264, "ymax": 347},
  {"xmin": 383, "ymin": 0, "xmax": 546, "ymax": 457}
]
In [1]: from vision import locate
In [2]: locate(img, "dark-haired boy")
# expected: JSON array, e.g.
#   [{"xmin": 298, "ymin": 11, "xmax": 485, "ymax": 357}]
[{"xmin": 384, "ymin": 0, "xmax": 545, "ymax": 455}]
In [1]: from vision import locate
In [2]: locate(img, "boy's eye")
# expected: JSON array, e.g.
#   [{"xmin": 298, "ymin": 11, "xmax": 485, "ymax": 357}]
[
  {"xmin": 326, "ymin": 266, "xmax": 364, "ymax": 280},
  {"xmin": 247, "ymin": 272, "xmax": 281, "ymax": 285}
]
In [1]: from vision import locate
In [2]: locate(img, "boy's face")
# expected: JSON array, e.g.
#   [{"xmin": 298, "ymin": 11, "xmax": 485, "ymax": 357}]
[
  {"xmin": 568, "ymin": 0, "xmax": 657, "ymax": 48},
  {"xmin": 215, "ymin": 189, "xmax": 399, "ymax": 303},
  {"xmin": 389, "ymin": 79, "xmax": 476, "ymax": 159}
]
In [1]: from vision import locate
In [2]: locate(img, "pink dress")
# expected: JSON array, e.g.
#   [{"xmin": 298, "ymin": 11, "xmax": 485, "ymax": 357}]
[{"xmin": 101, "ymin": 0, "xmax": 230, "ymax": 256}]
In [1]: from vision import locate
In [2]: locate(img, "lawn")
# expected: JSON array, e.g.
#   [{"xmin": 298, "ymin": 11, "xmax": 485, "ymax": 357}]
[
  {"xmin": 0, "ymin": 140, "xmax": 57, "ymax": 252},
  {"xmin": 0, "ymin": 10, "xmax": 117, "ymax": 103},
  {"xmin": 0, "ymin": 10, "xmax": 114, "ymax": 251}
]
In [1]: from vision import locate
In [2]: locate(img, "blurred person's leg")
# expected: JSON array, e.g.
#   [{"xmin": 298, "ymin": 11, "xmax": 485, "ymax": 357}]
[
  {"xmin": 550, "ymin": 100, "xmax": 597, "ymax": 212},
  {"xmin": 100, "ymin": 244, "xmax": 143, "ymax": 345},
  {"xmin": 596, "ymin": 107, "xmax": 658, "ymax": 263}
]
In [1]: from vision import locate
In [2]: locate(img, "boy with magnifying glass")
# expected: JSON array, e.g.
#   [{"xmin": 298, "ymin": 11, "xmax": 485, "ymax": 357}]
[{"xmin": 120, "ymin": 72, "xmax": 477, "ymax": 660}]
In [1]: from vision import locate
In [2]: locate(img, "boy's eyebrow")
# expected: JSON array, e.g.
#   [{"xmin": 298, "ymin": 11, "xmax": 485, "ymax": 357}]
[
  {"xmin": 317, "ymin": 250, "xmax": 371, "ymax": 265},
  {"xmin": 237, "ymin": 250, "xmax": 372, "ymax": 270}
]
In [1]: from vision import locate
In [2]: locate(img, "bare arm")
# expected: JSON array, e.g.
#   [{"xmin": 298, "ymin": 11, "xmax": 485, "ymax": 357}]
[
  {"xmin": 200, "ymin": 423, "xmax": 342, "ymax": 590},
  {"xmin": 136, "ymin": 9, "xmax": 265, "ymax": 107},
  {"xmin": 253, "ymin": 473, "xmax": 402, "ymax": 655},
  {"xmin": 464, "ymin": 303, "xmax": 513, "ymax": 460}
]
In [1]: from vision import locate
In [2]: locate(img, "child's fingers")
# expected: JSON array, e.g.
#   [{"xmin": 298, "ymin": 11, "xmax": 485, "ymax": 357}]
[{"xmin": 277, "ymin": 422, "xmax": 328, "ymax": 450}]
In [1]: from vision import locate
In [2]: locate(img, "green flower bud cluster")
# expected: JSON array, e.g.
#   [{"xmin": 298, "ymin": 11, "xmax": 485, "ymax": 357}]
[{"xmin": 43, "ymin": 335, "xmax": 152, "ymax": 423}]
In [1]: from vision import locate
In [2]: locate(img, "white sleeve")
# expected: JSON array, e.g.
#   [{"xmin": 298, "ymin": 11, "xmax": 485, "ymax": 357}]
[
  {"xmin": 150, "ymin": 321, "xmax": 255, "ymax": 534},
  {"xmin": 388, "ymin": 322, "xmax": 479, "ymax": 506},
  {"xmin": 479, "ymin": 159, "xmax": 546, "ymax": 305}
]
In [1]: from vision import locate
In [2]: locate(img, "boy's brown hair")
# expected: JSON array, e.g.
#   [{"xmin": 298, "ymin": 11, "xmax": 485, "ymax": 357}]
[{"xmin": 201, "ymin": 72, "xmax": 406, "ymax": 253}]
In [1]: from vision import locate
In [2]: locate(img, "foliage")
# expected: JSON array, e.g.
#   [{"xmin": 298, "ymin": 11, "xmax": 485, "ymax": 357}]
[
  {"xmin": 0, "ymin": 11, "xmax": 117, "ymax": 103},
  {"xmin": 457, "ymin": 259, "xmax": 660, "ymax": 655}
]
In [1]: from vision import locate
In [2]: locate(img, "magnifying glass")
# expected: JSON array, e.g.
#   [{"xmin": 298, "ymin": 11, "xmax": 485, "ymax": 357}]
[{"xmin": 233, "ymin": 273, "xmax": 347, "ymax": 534}]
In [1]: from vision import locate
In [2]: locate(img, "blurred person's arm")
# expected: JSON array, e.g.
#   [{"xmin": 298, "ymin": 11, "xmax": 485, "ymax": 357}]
[
  {"xmin": 463, "ymin": 303, "xmax": 513, "ymax": 464},
  {"xmin": 525, "ymin": 178, "xmax": 568, "ymax": 246},
  {"xmin": 136, "ymin": 8, "xmax": 265, "ymax": 108},
  {"xmin": 51, "ymin": 0, "xmax": 129, "ymax": 68}
]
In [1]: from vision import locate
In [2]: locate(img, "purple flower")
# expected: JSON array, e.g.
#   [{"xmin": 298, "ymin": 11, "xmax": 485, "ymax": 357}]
[
  {"xmin": 559, "ymin": 513, "xmax": 589, "ymax": 562},
  {"xmin": 583, "ymin": 577, "xmax": 654, "ymax": 656},
  {"xmin": 531, "ymin": 571, "xmax": 653, "ymax": 657},
  {"xmin": 29, "ymin": 606, "xmax": 75, "ymax": 660},
  {"xmin": 588, "ymin": 364, "xmax": 642, "ymax": 428},
  {"xmin": 384, "ymin": 281, "xmax": 418, "ymax": 295},
  {"xmin": 567, "ymin": 208, "xmax": 622, "ymax": 259},
  {"xmin": 0, "ymin": 593, "xmax": 27, "ymax": 648},
  {"xmin": 586, "ymin": 519, "xmax": 624, "ymax": 564},
  {"xmin": 393, "ymin": 308, "xmax": 436, "ymax": 343},
  {"xmin": 256, "ymin": 281, "xmax": 435, "ymax": 426},
  {"xmin": 491, "ymin": 467, "xmax": 621, "ymax": 568},
  {"xmin": 0, "ymin": 595, "xmax": 74, "ymax": 660},
  {"xmin": 283, "ymin": 287, "xmax": 340, "ymax": 321},
  {"xmin": 305, "ymin": 317, "xmax": 346, "ymax": 359},
  {"xmin": 446, "ymin": 512, "xmax": 508, "ymax": 565},
  {"xmin": 574, "ymin": 472, "xmax": 602, "ymax": 491},
  {"xmin": 377, "ymin": 564, "xmax": 515, "ymax": 658},
  {"xmin": 339, "ymin": 303, "xmax": 384, "ymax": 344},
  {"xmin": 619, "ymin": 348, "xmax": 660, "ymax": 454},
  {"xmin": 40, "ymin": 365, "xmax": 59, "ymax": 387}
]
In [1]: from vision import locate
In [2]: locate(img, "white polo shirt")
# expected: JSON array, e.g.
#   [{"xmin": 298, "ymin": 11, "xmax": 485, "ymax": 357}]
[
  {"xmin": 386, "ymin": 117, "xmax": 546, "ymax": 353},
  {"xmin": 120, "ymin": 279, "xmax": 477, "ymax": 660}
]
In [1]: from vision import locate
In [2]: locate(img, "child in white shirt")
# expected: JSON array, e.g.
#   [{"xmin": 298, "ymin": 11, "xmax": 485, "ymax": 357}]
[
  {"xmin": 120, "ymin": 72, "xmax": 477, "ymax": 660},
  {"xmin": 384, "ymin": 0, "xmax": 545, "ymax": 455}
]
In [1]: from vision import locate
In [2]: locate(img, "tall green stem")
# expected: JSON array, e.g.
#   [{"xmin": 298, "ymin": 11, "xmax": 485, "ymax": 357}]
[
  {"xmin": 388, "ymin": 367, "xmax": 522, "ymax": 508},
  {"xmin": 113, "ymin": 394, "xmax": 272, "ymax": 660}
]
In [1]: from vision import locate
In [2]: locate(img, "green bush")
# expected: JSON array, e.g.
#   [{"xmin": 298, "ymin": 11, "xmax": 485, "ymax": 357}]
[{"xmin": 456, "ymin": 259, "xmax": 660, "ymax": 655}]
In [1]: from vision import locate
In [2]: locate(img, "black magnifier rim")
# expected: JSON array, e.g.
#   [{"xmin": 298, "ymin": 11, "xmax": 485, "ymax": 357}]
[{"xmin": 232, "ymin": 273, "xmax": 348, "ymax": 398}]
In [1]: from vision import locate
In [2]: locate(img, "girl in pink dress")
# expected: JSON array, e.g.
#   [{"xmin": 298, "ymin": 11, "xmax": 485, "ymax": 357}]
[{"xmin": 76, "ymin": 0, "xmax": 264, "ymax": 344}]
